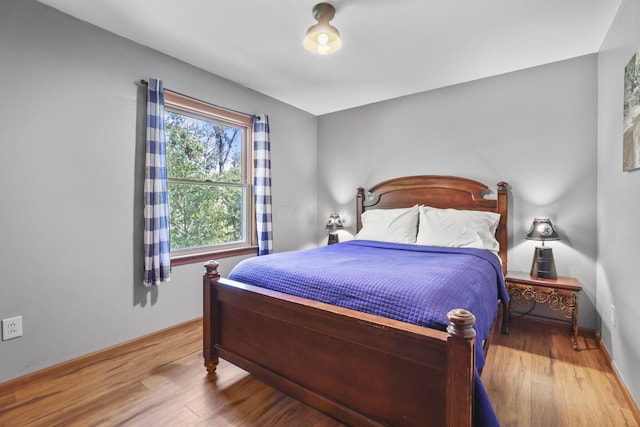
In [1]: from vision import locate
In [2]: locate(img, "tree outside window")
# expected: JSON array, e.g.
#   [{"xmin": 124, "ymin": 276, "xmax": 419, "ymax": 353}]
[{"xmin": 164, "ymin": 92, "xmax": 255, "ymax": 263}]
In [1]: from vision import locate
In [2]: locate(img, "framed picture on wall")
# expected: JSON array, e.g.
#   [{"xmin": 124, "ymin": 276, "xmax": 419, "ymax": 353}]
[{"xmin": 623, "ymin": 50, "xmax": 640, "ymax": 171}]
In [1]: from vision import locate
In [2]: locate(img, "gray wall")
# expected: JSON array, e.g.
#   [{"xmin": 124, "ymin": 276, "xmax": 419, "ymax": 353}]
[
  {"xmin": 317, "ymin": 56, "xmax": 599, "ymax": 331},
  {"xmin": 0, "ymin": 0, "xmax": 317, "ymax": 383},
  {"xmin": 597, "ymin": 0, "xmax": 640, "ymax": 405}
]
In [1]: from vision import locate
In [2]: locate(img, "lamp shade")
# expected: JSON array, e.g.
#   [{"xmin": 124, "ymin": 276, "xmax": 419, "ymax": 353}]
[
  {"xmin": 303, "ymin": 3, "xmax": 342, "ymax": 55},
  {"xmin": 526, "ymin": 218, "xmax": 560, "ymax": 242},
  {"xmin": 325, "ymin": 213, "xmax": 344, "ymax": 231}
]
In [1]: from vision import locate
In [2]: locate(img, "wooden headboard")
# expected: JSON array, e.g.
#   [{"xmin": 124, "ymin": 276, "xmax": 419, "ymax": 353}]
[{"xmin": 356, "ymin": 175, "xmax": 509, "ymax": 274}]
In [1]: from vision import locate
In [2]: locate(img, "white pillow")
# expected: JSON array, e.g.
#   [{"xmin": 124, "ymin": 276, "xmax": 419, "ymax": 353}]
[
  {"xmin": 355, "ymin": 205, "xmax": 419, "ymax": 244},
  {"xmin": 416, "ymin": 206, "xmax": 500, "ymax": 252}
]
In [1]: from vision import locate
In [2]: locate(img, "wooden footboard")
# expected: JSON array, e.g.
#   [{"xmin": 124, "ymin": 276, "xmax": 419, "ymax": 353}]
[{"xmin": 203, "ymin": 261, "xmax": 476, "ymax": 427}]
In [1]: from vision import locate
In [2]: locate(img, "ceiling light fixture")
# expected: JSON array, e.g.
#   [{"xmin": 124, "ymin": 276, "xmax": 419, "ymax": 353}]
[{"xmin": 303, "ymin": 3, "xmax": 342, "ymax": 55}]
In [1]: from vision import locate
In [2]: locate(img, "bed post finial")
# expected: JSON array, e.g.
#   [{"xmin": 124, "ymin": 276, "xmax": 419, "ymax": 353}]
[
  {"xmin": 204, "ymin": 260, "xmax": 220, "ymax": 282},
  {"xmin": 447, "ymin": 308, "xmax": 476, "ymax": 339}
]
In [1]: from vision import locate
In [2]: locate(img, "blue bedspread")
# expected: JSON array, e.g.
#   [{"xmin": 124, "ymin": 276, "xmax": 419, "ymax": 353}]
[{"xmin": 229, "ymin": 240, "xmax": 507, "ymax": 426}]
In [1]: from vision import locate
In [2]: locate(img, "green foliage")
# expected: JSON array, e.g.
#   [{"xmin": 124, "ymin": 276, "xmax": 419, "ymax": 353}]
[
  {"xmin": 624, "ymin": 52, "xmax": 640, "ymax": 124},
  {"xmin": 165, "ymin": 111, "xmax": 245, "ymax": 249}
]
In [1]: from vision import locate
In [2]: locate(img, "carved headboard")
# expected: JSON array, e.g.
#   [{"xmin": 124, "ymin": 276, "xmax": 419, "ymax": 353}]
[{"xmin": 356, "ymin": 175, "xmax": 508, "ymax": 274}]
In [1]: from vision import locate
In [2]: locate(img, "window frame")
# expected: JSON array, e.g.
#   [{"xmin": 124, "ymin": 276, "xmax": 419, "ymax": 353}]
[{"xmin": 163, "ymin": 91, "xmax": 257, "ymax": 266}]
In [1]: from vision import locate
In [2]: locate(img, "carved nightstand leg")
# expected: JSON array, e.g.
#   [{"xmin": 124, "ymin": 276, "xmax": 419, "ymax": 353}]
[
  {"xmin": 572, "ymin": 303, "xmax": 579, "ymax": 351},
  {"xmin": 204, "ymin": 359, "xmax": 219, "ymax": 377},
  {"xmin": 503, "ymin": 300, "xmax": 511, "ymax": 335}
]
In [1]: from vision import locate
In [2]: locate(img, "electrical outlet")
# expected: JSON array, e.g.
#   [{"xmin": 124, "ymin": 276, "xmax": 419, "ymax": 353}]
[{"xmin": 2, "ymin": 316, "xmax": 23, "ymax": 341}]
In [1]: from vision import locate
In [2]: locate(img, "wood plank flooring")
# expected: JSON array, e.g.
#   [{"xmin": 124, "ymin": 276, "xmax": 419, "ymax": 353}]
[
  {"xmin": 483, "ymin": 318, "xmax": 639, "ymax": 427},
  {"xmin": 0, "ymin": 317, "xmax": 638, "ymax": 426}
]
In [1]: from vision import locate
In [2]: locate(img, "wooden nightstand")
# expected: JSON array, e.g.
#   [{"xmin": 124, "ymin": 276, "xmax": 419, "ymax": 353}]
[{"xmin": 504, "ymin": 271, "xmax": 581, "ymax": 350}]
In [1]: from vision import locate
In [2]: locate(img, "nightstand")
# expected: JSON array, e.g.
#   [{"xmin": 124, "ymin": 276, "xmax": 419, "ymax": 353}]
[{"xmin": 504, "ymin": 271, "xmax": 581, "ymax": 350}]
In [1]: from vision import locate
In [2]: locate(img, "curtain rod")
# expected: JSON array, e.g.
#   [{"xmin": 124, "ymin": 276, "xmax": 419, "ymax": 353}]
[{"xmin": 139, "ymin": 79, "xmax": 258, "ymax": 120}]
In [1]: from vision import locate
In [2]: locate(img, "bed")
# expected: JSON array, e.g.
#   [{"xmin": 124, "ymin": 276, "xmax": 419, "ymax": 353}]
[{"xmin": 203, "ymin": 175, "xmax": 509, "ymax": 426}]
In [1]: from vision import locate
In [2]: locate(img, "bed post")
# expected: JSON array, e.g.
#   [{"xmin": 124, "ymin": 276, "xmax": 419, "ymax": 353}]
[
  {"xmin": 356, "ymin": 187, "xmax": 366, "ymax": 232},
  {"xmin": 203, "ymin": 260, "xmax": 220, "ymax": 376},
  {"xmin": 496, "ymin": 181, "xmax": 508, "ymax": 275},
  {"xmin": 446, "ymin": 308, "xmax": 476, "ymax": 427}
]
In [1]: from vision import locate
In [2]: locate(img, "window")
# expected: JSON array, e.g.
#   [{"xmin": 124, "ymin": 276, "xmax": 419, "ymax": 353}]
[{"xmin": 164, "ymin": 91, "xmax": 256, "ymax": 265}]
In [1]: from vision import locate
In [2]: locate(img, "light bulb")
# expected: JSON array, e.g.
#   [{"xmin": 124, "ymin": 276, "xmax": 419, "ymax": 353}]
[{"xmin": 318, "ymin": 33, "xmax": 329, "ymax": 45}]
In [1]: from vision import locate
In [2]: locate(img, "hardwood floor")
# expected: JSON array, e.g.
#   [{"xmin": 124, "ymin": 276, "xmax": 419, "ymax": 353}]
[
  {"xmin": 484, "ymin": 318, "xmax": 639, "ymax": 427},
  {"xmin": 0, "ymin": 317, "xmax": 638, "ymax": 426}
]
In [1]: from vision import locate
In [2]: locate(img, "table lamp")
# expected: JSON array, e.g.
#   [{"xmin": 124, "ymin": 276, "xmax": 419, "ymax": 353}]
[
  {"xmin": 526, "ymin": 217, "xmax": 560, "ymax": 279},
  {"xmin": 325, "ymin": 213, "xmax": 344, "ymax": 245}
]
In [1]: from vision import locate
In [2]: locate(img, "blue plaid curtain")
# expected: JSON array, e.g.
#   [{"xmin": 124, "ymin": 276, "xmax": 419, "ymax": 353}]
[
  {"xmin": 143, "ymin": 78, "xmax": 171, "ymax": 286},
  {"xmin": 253, "ymin": 114, "xmax": 272, "ymax": 256}
]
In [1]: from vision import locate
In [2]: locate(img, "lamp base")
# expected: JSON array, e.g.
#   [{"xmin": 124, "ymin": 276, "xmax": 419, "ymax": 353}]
[
  {"xmin": 328, "ymin": 233, "xmax": 339, "ymax": 245},
  {"xmin": 530, "ymin": 246, "xmax": 557, "ymax": 279}
]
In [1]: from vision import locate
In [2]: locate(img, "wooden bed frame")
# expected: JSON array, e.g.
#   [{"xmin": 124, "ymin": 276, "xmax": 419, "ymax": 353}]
[{"xmin": 203, "ymin": 175, "xmax": 508, "ymax": 426}]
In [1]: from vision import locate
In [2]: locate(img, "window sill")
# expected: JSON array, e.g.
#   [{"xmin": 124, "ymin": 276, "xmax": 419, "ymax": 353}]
[{"xmin": 171, "ymin": 245, "xmax": 258, "ymax": 267}]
